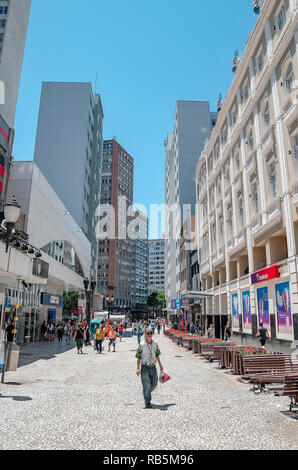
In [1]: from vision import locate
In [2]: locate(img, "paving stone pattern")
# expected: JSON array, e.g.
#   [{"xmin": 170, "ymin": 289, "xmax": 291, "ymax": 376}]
[{"xmin": 0, "ymin": 331, "xmax": 297, "ymax": 450}]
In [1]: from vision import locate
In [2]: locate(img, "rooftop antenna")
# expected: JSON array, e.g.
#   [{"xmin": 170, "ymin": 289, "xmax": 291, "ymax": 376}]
[
  {"xmin": 253, "ymin": 0, "xmax": 263, "ymax": 15},
  {"xmin": 232, "ymin": 50, "xmax": 240, "ymax": 74},
  {"xmin": 217, "ymin": 93, "xmax": 223, "ymax": 113}
]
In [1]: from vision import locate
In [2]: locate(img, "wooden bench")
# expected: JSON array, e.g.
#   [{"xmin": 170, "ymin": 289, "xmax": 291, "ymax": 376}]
[
  {"xmin": 182, "ymin": 337, "xmax": 194, "ymax": 351},
  {"xmin": 242, "ymin": 355, "xmax": 297, "ymax": 392},
  {"xmin": 242, "ymin": 354, "xmax": 288, "ymax": 380},
  {"xmin": 274, "ymin": 375, "xmax": 298, "ymax": 412},
  {"xmin": 200, "ymin": 342, "xmax": 227, "ymax": 361},
  {"xmin": 214, "ymin": 344, "xmax": 236, "ymax": 366}
]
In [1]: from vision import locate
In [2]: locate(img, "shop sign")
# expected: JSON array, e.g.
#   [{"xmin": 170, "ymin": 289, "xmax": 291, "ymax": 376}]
[
  {"xmin": 4, "ymin": 297, "xmax": 11, "ymax": 308},
  {"xmin": 275, "ymin": 282, "xmax": 293, "ymax": 336},
  {"xmin": 257, "ymin": 287, "xmax": 270, "ymax": 329},
  {"xmin": 232, "ymin": 293, "xmax": 239, "ymax": 329},
  {"xmin": 40, "ymin": 293, "xmax": 63, "ymax": 307},
  {"xmin": 171, "ymin": 299, "xmax": 182, "ymax": 310},
  {"xmin": 251, "ymin": 265, "xmax": 279, "ymax": 285}
]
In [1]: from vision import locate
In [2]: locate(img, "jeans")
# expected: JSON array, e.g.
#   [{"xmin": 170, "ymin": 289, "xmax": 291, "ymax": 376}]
[
  {"xmin": 137, "ymin": 334, "xmax": 142, "ymax": 345},
  {"xmin": 96, "ymin": 339, "xmax": 103, "ymax": 353},
  {"xmin": 141, "ymin": 365, "xmax": 158, "ymax": 404}
]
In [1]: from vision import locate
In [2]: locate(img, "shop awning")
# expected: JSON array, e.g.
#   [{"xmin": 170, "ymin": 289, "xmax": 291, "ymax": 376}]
[{"xmin": 182, "ymin": 291, "xmax": 213, "ymax": 299}]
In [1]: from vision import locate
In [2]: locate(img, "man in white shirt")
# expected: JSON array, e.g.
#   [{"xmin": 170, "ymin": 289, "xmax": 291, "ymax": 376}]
[{"xmin": 136, "ymin": 328, "xmax": 163, "ymax": 409}]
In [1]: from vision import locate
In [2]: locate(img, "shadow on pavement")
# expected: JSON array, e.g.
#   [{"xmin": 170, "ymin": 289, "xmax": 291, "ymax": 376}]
[
  {"xmin": 151, "ymin": 403, "xmax": 176, "ymax": 411},
  {"xmin": 0, "ymin": 394, "xmax": 32, "ymax": 401},
  {"xmin": 17, "ymin": 340, "xmax": 76, "ymax": 368}
]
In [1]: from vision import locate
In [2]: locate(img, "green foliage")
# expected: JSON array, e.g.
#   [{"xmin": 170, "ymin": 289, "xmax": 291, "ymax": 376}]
[
  {"xmin": 147, "ymin": 291, "xmax": 165, "ymax": 313},
  {"xmin": 63, "ymin": 291, "xmax": 79, "ymax": 314}
]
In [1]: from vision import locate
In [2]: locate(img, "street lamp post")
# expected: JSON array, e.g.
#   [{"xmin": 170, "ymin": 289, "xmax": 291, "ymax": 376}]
[
  {"xmin": 0, "ymin": 195, "xmax": 42, "ymax": 257},
  {"xmin": 106, "ymin": 296, "xmax": 114, "ymax": 319},
  {"xmin": 83, "ymin": 278, "xmax": 96, "ymax": 324}
]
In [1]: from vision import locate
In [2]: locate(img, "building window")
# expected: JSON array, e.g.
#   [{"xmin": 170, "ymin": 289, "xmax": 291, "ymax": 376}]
[
  {"xmin": 268, "ymin": 161, "xmax": 278, "ymax": 199},
  {"xmin": 284, "ymin": 63, "xmax": 294, "ymax": 94},
  {"xmin": 262, "ymin": 102, "xmax": 271, "ymax": 128}
]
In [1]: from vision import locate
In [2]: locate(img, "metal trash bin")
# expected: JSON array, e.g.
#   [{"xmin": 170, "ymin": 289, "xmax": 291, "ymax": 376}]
[
  {"xmin": 5, "ymin": 343, "xmax": 20, "ymax": 372},
  {"xmin": 0, "ymin": 341, "xmax": 7, "ymax": 371}
]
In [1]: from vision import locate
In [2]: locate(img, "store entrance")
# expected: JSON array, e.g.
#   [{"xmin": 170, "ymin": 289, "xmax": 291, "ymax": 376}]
[
  {"xmin": 215, "ymin": 316, "xmax": 221, "ymax": 339},
  {"xmin": 221, "ymin": 315, "xmax": 228, "ymax": 339}
]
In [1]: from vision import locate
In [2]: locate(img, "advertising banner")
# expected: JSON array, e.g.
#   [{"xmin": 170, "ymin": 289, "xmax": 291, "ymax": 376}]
[
  {"xmin": 242, "ymin": 291, "xmax": 251, "ymax": 329},
  {"xmin": 232, "ymin": 293, "xmax": 239, "ymax": 329},
  {"xmin": 251, "ymin": 265, "xmax": 279, "ymax": 285},
  {"xmin": 257, "ymin": 287, "xmax": 269, "ymax": 328},
  {"xmin": 275, "ymin": 282, "xmax": 293, "ymax": 336}
]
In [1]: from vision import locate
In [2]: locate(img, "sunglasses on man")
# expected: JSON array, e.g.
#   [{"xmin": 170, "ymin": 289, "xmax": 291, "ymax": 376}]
[{"xmin": 146, "ymin": 332, "xmax": 153, "ymax": 336}]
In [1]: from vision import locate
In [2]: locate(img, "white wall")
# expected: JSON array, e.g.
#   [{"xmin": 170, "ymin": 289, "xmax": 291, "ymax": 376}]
[{"xmin": 7, "ymin": 162, "xmax": 91, "ymax": 289}]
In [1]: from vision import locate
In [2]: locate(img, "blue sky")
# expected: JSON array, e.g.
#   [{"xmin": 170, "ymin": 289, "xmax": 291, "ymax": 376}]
[{"xmin": 13, "ymin": 0, "xmax": 256, "ymax": 236}]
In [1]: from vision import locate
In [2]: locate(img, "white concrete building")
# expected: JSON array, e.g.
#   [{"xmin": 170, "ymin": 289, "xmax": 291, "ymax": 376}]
[
  {"xmin": 148, "ymin": 239, "xmax": 165, "ymax": 295},
  {"xmin": 33, "ymin": 82, "xmax": 104, "ymax": 281},
  {"xmin": 164, "ymin": 101, "xmax": 217, "ymax": 307},
  {"xmin": 2, "ymin": 161, "xmax": 92, "ymax": 342},
  {"xmin": 131, "ymin": 209, "xmax": 148, "ymax": 312},
  {"xmin": 196, "ymin": 0, "xmax": 298, "ymax": 348},
  {"xmin": 0, "ymin": 0, "xmax": 31, "ymax": 128}
]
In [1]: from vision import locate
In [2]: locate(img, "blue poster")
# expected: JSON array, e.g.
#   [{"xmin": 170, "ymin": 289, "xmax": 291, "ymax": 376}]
[
  {"xmin": 242, "ymin": 291, "xmax": 251, "ymax": 329},
  {"xmin": 275, "ymin": 282, "xmax": 292, "ymax": 336},
  {"xmin": 257, "ymin": 287, "xmax": 269, "ymax": 329},
  {"xmin": 232, "ymin": 293, "xmax": 239, "ymax": 329}
]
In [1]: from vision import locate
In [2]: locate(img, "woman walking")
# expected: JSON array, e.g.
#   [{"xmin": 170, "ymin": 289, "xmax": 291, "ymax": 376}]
[
  {"xmin": 137, "ymin": 323, "xmax": 143, "ymax": 345},
  {"xmin": 73, "ymin": 323, "xmax": 86, "ymax": 354},
  {"xmin": 224, "ymin": 322, "xmax": 232, "ymax": 342},
  {"xmin": 47, "ymin": 321, "xmax": 55, "ymax": 342},
  {"xmin": 57, "ymin": 322, "xmax": 64, "ymax": 343},
  {"xmin": 95, "ymin": 325, "xmax": 106, "ymax": 354},
  {"xmin": 65, "ymin": 321, "xmax": 72, "ymax": 344},
  {"xmin": 108, "ymin": 327, "xmax": 117, "ymax": 352},
  {"xmin": 257, "ymin": 322, "xmax": 270, "ymax": 350},
  {"xmin": 40, "ymin": 321, "xmax": 47, "ymax": 342},
  {"xmin": 118, "ymin": 324, "xmax": 124, "ymax": 342}
]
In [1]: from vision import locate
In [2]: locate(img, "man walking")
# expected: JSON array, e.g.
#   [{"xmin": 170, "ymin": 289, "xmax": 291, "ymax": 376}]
[{"xmin": 136, "ymin": 328, "xmax": 164, "ymax": 409}]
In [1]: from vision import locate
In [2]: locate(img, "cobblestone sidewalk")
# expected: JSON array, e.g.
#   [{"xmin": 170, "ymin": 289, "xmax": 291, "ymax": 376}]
[{"xmin": 0, "ymin": 331, "xmax": 297, "ymax": 450}]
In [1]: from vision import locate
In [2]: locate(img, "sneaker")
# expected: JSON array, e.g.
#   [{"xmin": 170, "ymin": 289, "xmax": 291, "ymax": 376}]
[{"xmin": 145, "ymin": 402, "xmax": 152, "ymax": 409}]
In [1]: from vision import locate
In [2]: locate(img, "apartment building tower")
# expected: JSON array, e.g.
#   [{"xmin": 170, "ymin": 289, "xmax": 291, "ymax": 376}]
[
  {"xmin": 33, "ymin": 82, "xmax": 104, "ymax": 280},
  {"xmin": 148, "ymin": 239, "xmax": 165, "ymax": 295},
  {"xmin": 98, "ymin": 139, "xmax": 134, "ymax": 312},
  {"xmin": 164, "ymin": 101, "xmax": 217, "ymax": 306},
  {"xmin": 131, "ymin": 209, "xmax": 148, "ymax": 313},
  {"xmin": 196, "ymin": 0, "xmax": 298, "ymax": 347}
]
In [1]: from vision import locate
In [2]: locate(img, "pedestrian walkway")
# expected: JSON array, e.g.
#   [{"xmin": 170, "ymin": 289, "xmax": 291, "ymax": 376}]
[{"xmin": 0, "ymin": 331, "xmax": 297, "ymax": 450}]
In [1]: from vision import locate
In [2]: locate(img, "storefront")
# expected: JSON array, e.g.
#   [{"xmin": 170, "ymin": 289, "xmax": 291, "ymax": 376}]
[
  {"xmin": 229, "ymin": 262, "xmax": 295, "ymax": 350},
  {"xmin": 40, "ymin": 293, "xmax": 63, "ymax": 324}
]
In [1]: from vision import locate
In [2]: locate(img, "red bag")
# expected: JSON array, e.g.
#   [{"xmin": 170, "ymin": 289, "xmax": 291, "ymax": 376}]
[{"xmin": 160, "ymin": 371, "xmax": 171, "ymax": 384}]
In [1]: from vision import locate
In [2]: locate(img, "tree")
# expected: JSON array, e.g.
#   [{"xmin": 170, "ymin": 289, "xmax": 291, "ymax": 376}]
[
  {"xmin": 147, "ymin": 292, "xmax": 165, "ymax": 316},
  {"xmin": 63, "ymin": 291, "xmax": 79, "ymax": 315},
  {"xmin": 156, "ymin": 291, "xmax": 166, "ymax": 314}
]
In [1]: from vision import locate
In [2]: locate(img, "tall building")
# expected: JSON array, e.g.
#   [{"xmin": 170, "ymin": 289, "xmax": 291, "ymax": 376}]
[
  {"xmin": 98, "ymin": 139, "xmax": 134, "ymax": 312},
  {"xmin": 196, "ymin": 0, "xmax": 298, "ymax": 348},
  {"xmin": 164, "ymin": 101, "xmax": 217, "ymax": 306},
  {"xmin": 33, "ymin": 82, "xmax": 104, "ymax": 280},
  {"xmin": 148, "ymin": 239, "xmax": 165, "ymax": 295},
  {"xmin": 131, "ymin": 209, "xmax": 148, "ymax": 314},
  {"xmin": 0, "ymin": 0, "xmax": 31, "ymax": 128},
  {"xmin": 0, "ymin": 0, "xmax": 31, "ymax": 210}
]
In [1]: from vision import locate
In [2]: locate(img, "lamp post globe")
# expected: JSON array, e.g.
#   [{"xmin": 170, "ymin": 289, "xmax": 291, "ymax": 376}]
[{"xmin": 4, "ymin": 196, "xmax": 21, "ymax": 224}]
